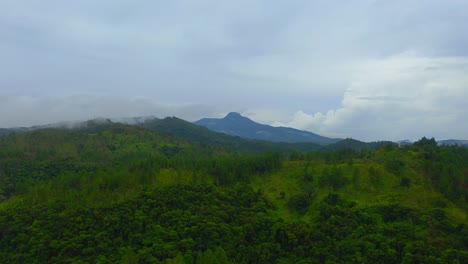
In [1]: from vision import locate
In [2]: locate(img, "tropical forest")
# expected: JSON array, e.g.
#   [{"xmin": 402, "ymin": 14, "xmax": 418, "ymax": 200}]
[{"xmin": 0, "ymin": 117, "xmax": 467, "ymax": 264}]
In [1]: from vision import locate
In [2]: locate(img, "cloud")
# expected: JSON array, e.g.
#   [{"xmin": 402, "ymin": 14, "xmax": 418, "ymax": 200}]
[
  {"xmin": 1, "ymin": 1, "xmax": 468, "ymax": 141},
  {"xmin": 0, "ymin": 95, "xmax": 228, "ymax": 128},
  {"xmin": 356, "ymin": 96, "xmax": 411, "ymax": 101},
  {"xmin": 274, "ymin": 53, "xmax": 468, "ymax": 141}
]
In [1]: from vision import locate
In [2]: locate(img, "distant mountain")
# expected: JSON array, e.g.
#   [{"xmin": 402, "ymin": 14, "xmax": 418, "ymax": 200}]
[
  {"xmin": 395, "ymin": 139, "xmax": 468, "ymax": 147},
  {"xmin": 0, "ymin": 128, "xmax": 17, "ymax": 137},
  {"xmin": 437, "ymin": 139, "xmax": 468, "ymax": 147},
  {"xmin": 194, "ymin": 112, "xmax": 341, "ymax": 144},
  {"xmin": 0, "ymin": 115, "xmax": 392, "ymax": 154},
  {"xmin": 0, "ymin": 118, "xmax": 119, "ymax": 137},
  {"xmin": 0, "ymin": 126, "xmax": 36, "ymax": 137},
  {"xmin": 138, "ymin": 116, "xmax": 323, "ymax": 153},
  {"xmin": 326, "ymin": 138, "xmax": 397, "ymax": 151}
]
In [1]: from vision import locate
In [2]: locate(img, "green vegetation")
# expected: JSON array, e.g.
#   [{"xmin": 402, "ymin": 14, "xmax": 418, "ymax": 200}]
[{"xmin": 0, "ymin": 124, "xmax": 467, "ymax": 263}]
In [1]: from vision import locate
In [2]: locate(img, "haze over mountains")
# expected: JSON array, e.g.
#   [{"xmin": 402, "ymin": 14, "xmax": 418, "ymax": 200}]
[
  {"xmin": 0, "ymin": 112, "xmax": 468, "ymax": 147},
  {"xmin": 1, "ymin": 113, "xmax": 467, "ymax": 148},
  {"xmin": 0, "ymin": 115, "xmax": 397, "ymax": 154},
  {"xmin": 437, "ymin": 139, "xmax": 468, "ymax": 147}
]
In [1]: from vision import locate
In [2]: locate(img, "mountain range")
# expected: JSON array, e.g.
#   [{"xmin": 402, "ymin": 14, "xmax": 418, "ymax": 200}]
[
  {"xmin": 437, "ymin": 139, "xmax": 468, "ymax": 147},
  {"xmin": 0, "ymin": 116, "xmax": 395, "ymax": 153},
  {"xmin": 1, "ymin": 113, "xmax": 466, "ymax": 148},
  {"xmin": 397, "ymin": 139, "xmax": 468, "ymax": 147}
]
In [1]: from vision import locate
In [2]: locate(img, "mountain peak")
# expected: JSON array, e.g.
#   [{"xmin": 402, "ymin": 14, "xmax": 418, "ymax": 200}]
[
  {"xmin": 224, "ymin": 112, "xmax": 243, "ymax": 119},
  {"xmin": 194, "ymin": 112, "xmax": 341, "ymax": 144}
]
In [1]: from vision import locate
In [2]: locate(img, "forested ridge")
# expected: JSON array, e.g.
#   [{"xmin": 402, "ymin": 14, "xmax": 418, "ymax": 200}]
[{"xmin": 0, "ymin": 123, "xmax": 467, "ymax": 263}]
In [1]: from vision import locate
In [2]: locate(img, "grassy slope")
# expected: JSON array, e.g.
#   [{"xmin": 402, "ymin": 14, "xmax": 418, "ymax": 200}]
[{"xmin": 251, "ymin": 159, "xmax": 467, "ymax": 225}]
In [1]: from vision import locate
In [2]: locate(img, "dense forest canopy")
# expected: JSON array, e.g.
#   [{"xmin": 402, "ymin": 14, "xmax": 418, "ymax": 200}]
[{"xmin": 0, "ymin": 125, "xmax": 467, "ymax": 263}]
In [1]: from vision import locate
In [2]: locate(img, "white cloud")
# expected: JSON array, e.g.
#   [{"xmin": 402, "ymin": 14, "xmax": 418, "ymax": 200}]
[
  {"xmin": 0, "ymin": 95, "xmax": 226, "ymax": 128},
  {"xmin": 274, "ymin": 53, "xmax": 468, "ymax": 141}
]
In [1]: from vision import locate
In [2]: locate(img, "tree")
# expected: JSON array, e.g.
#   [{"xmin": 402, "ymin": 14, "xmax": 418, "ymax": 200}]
[{"xmin": 320, "ymin": 166, "xmax": 347, "ymax": 190}]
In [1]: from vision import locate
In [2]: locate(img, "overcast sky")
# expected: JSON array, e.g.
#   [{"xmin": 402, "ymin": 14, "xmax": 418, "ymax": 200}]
[{"xmin": 1, "ymin": 0, "xmax": 467, "ymax": 141}]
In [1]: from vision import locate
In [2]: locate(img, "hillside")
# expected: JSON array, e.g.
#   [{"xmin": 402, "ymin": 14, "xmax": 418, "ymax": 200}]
[
  {"xmin": 326, "ymin": 138, "xmax": 397, "ymax": 150},
  {"xmin": 195, "ymin": 112, "xmax": 341, "ymax": 144},
  {"xmin": 138, "ymin": 117, "xmax": 397, "ymax": 154},
  {"xmin": 0, "ymin": 126, "xmax": 467, "ymax": 263},
  {"xmin": 138, "ymin": 116, "xmax": 329, "ymax": 153},
  {"xmin": 0, "ymin": 116, "xmax": 399, "ymax": 154},
  {"xmin": 0, "ymin": 122, "xmax": 205, "ymax": 200}
]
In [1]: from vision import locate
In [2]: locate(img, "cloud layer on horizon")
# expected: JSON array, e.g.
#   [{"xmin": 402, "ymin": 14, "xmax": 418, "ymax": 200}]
[
  {"xmin": 272, "ymin": 52, "xmax": 468, "ymax": 141},
  {"xmin": 0, "ymin": 95, "xmax": 232, "ymax": 128}
]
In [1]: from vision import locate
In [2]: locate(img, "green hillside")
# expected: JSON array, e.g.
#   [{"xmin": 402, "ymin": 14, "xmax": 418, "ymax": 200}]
[
  {"xmin": 139, "ymin": 117, "xmax": 326, "ymax": 153},
  {"xmin": 0, "ymin": 124, "xmax": 467, "ymax": 263},
  {"xmin": 139, "ymin": 117, "xmax": 395, "ymax": 153},
  {"xmin": 0, "ymin": 117, "xmax": 395, "ymax": 154},
  {"xmin": 0, "ymin": 123, "xmax": 209, "ymax": 200}
]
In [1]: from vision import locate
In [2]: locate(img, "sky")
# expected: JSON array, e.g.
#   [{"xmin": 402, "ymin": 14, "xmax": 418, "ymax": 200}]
[{"xmin": 1, "ymin": 0, "xmax": 467, "ymax": 141}]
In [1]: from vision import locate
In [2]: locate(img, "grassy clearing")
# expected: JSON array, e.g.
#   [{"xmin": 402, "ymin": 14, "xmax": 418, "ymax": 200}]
[{"xmin": 252, "ymin": 160, "xmax": 468, "ymax": 225}]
